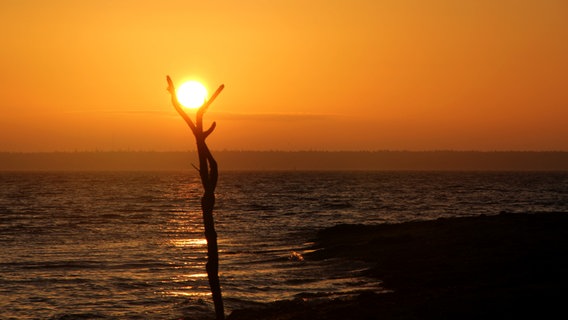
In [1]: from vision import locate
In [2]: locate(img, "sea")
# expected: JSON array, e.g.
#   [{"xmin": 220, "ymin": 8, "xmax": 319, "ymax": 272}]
[{"xmin": 1, "ymin": 171, "xmax": 567, "ymax": 319}]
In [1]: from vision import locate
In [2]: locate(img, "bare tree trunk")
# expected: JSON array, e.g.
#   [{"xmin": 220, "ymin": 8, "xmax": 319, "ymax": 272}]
[
  {"xmin": 202, "ymin": 192, "xmax": 224, "ymax": 318},
  {"xmin": 197, "ymin": 139, "xmax": 224, "ymax": 320},
  {"xmin": 167, "ymin": 76, "xmax": 225, "ymax": 320}
]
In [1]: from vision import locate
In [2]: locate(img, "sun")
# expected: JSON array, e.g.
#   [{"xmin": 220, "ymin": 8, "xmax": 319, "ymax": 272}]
[{"xmin": 176, "ymin": 81, "xmax": 208, "ymax": 109}]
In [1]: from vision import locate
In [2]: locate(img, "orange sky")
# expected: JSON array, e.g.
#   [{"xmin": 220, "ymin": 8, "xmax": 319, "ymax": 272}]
[{"xmin": 1, "ymin": 0, "xmax": 567, "ymax": 152}]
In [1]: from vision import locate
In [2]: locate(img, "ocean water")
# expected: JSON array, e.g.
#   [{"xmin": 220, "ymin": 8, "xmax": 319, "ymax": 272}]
[{"xmin": 1, "ymin": 171, "xmax": 567, "ymax": 319}]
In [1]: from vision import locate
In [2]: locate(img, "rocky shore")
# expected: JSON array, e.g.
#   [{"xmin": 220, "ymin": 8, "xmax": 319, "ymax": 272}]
[{"xmin": 228, "ymin": 212, "xmax": 568, "ymax": 319}]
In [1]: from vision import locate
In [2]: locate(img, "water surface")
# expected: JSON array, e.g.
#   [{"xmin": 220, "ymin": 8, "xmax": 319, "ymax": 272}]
[{"xmin": 1, "ymin": 171, "xmax": 566, "ymax": 319}]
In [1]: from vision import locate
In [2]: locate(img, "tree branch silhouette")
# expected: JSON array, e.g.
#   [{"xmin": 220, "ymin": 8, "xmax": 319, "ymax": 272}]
[{"xmin": 167, "ymin": 76, "xmax": 225, "ymax": 320}]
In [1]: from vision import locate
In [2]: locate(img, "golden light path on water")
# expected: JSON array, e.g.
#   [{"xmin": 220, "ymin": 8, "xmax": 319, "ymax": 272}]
[
  {"xmin": 161, "ymin": 181, "xmax": 213, "ymax": 299},
  {"xmin": 165, "ymin": 233, "xmax": 211, "ymax": 298}
]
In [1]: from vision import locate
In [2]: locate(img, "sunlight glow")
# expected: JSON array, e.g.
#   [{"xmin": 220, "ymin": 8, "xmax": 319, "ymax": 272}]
[{"xmin": 176, "ymin": 81, "xmax": 208, "ymax": 109}]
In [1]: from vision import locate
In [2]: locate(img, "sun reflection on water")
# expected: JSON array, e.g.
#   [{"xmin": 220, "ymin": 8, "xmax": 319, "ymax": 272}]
[
  {"xmin": 160, "ymin": 186, "xmax": 213, "ymax": 300},
  {"xmin": 169, "ymin": 238, "xmax": 207, "ymax": 248}
]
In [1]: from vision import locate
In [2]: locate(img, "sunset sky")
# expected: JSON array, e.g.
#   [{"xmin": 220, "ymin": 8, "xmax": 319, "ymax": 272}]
[{"xmin": 1, "ymin": 0, "xmax": 567, "ymax": 152}]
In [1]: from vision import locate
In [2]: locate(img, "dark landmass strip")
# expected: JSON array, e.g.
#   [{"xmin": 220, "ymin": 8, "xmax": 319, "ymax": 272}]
[
  {"xmin": 228, "ymin": 212, "xmax": 568, "ymax": 320},
  {"xmin": 1, "ymin": 151, "xmax": 567, "ymax": 171}
]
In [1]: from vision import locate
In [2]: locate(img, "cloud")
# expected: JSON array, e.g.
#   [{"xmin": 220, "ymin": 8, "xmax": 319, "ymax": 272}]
[
  {"xmin": 210, "ymin": 111, "xmax": 333, "ymax": 122},
  {"xmin": 64, "ymin": 108, "xmax": 171, "ymax": 116},
  {"xmin": 63, "ymin": 109, "xmax": 336, "ymax": 122}
]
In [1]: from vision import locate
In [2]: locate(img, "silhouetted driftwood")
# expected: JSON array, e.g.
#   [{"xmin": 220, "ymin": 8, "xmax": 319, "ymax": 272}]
[{"xmin": 167, "ymin": 76, "xmax": 225, "ymax": 320}]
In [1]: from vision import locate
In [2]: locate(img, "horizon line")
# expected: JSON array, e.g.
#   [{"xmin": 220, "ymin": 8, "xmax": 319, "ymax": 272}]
[{"xmin": 1, "ymin": 149, "xmax": 567, "ymax": 154}]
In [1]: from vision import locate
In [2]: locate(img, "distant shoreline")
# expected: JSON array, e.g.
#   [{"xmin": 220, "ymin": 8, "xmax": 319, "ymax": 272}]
[{"xmin": 1, "ymin": 151, "xmax": 567, "ymax": 171}]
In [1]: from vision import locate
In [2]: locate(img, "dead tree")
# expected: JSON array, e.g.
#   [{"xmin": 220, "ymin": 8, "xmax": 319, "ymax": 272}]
[{"xmin": 167, "ymin": 76, "xmax": 225, "ymax": 320}]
